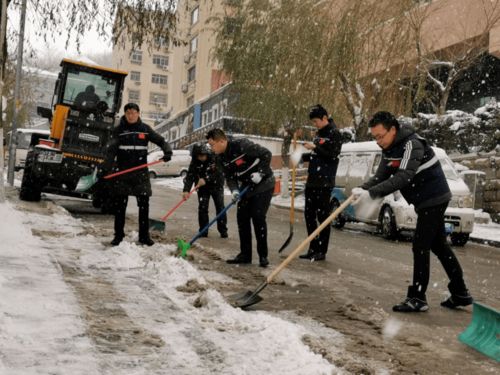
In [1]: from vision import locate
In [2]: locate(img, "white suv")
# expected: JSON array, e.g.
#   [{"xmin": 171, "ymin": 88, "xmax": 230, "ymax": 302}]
[
  {"xmin": 147, "ymin": 149, "xmax": 191, "ymax": 178},
  {"xmin": 331, "ymin": 141, "xmax": 475, "ymax": 246}
]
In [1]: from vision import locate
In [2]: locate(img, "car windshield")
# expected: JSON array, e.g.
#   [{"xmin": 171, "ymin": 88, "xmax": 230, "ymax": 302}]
[
  {"xmin": 439, "ymin": 156, "xmax": 459, "ymax": 180},
  {"xmin": 62, "ymin": 68, "xmax": 118, "ymax": 112}
]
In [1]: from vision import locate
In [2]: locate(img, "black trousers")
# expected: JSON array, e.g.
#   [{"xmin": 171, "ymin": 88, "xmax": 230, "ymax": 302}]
[
  {"xmin": 237, "ymin": 188, "xmax": 273, "ymax": 260},
  {"xmin": 114, "ymin": 195, "xmax": 150, "ymax": 241},
  {"xmin": 304, "ymin": 187, "xmax": 333, "ymax": 255},
  {"xmin": 198, "ymin": 188, "xmax": 227, "ymax": 234},
  {"xmin": 410, "ymin": 202, "xmax": 468, "ymax": 299}
]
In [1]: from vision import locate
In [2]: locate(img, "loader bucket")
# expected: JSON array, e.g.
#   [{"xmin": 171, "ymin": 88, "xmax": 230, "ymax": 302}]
[
  {"xmin": 458, "ymin": 302, "xmax": 500, "ymax": 362},
  {"xmin": 177, "ymin": 239, "xmax": 191, "ymax": 258}
]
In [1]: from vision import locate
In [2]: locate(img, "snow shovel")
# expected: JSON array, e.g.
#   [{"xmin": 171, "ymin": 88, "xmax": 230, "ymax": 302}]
[
  {"xmin": 149, "ymin": 186, "xmax": 199, "ymax": 231},
  {"xmin": 278, "ymin": 132, "xmax": 298, "ymax": 253},
  {"xmin": 75, "ymin": 160, "xmax": 164, "ymax": 192},
  {"xmin": 177, "ymin": 186, "xmax": 251, "ymax": 258},
  {"xmin": 458, "ymin": 302, "xmax": 500, "ymax": 362},
  {"xmin": 229, "ymin": 194, "xmax": 355, "ymax": 309}
]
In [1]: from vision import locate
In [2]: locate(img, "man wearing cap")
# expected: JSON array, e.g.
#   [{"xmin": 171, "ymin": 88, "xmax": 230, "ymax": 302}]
[
  {"xmin": 299, "ymin": 104, "xmax": 343, "ymax": 261},
  {"xmin": 182, "ymin": 142, "xmax": 228, "ymax": 238},
  {"xmin": 99, "ymin": 103, "xmax": 172, "ymax": 246}
]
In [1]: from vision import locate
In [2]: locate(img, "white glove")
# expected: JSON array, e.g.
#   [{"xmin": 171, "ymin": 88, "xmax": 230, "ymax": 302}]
[
  {"xmin": 351, "ymin": 187, "xmax": 369, "ymax": 204},
  {"xmin": 250, "ymin": 172, "xmax": 263, "ymax": 184},
  {"xmin": 231, "ymin": 190, "xmax": 240, "ymax": 203}
]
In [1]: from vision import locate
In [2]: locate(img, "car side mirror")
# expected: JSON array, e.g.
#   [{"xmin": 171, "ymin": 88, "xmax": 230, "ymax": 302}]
[{"xmin": 37, "ymin": 106, "xmax": 52, "ymax": 120}]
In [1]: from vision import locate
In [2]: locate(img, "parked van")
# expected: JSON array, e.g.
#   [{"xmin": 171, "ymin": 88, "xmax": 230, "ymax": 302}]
[
  {"xmin": 331, "ymin": 141, "xmax": 475, "ymax": 246},
  {"xmin": 147, "ymin": 149, "xmax": 191, "ymax": 178},
  {"xmin": 7, "ymin": 128, "xmax": 50, "ymax": 171}
]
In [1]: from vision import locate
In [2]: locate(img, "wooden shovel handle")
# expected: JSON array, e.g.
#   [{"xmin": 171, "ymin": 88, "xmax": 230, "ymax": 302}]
[
  {"xmin": 267, "ymin": 195, "xmax": 355, "ymax": 283},
  {"xmin": 290, "ymin": 132, "xmax": 298, "ymax": 223}
]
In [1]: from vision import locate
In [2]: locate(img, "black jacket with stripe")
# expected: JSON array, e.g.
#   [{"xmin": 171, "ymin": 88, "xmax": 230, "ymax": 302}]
[
  {"xmin": 219, "ymin": 137, "xmax": 275, "ymax": 197},
  {"xmin": 183, "ymin": 152, "xmax": 224, "ymax": 192},
  {"xmin": 361, "ymin": 126, "xmax": 451, "ymax": 211},
  {"xmin": 100, "ymin": 116, "xmax": 172, "ymax": 196},
  {"xmin": 302, "ymin": 119, "xmax": 343, "ymax": 189}
]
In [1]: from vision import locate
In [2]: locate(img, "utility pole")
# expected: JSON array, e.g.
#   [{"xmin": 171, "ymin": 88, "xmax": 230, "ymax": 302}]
[
  {"xmin": 7, "ymin": 0, "xmax": 27, "ymax": 186},
  {"xmin": 0, "ymin": 0, "xmax": 9, "ymax": 202}
]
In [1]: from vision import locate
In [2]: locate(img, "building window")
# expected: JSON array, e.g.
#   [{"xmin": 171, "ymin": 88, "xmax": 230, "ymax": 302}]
[
  {"xmin": 153, "ymin": 55, "xmax": 169, "ymax": 68},
  {"xmin": 150, "ymin": 93, "xmax": 167, "ymax": 105},
  {"xmin": 202, "ymin": 111, "xmax": 208, "ymax": 126},
  {"xmin": 191, "ymin": 7, "xmax": 199, "ymax": 25},
  {"xmin": 212, "ymin": 104, "xmax": 219, "ymax": 120},
  {"xmin": 190, "ymin": 36, "xmax": 198, "ymax": 54},
  {"xmin": 187, "ymin": 96, "xmax": 194, "ymax": 107},
  {"xmin": 130, "ymin": 50, "xmax": 142, "ymax": 64},
  {"xmin": 207, "ymin": 110, "xmax": 213, "ymax": 124},
  {"xmin": 128, "ymin": 90, "xmax": 140, "ymax": 101},
  {"xmin": 130, "ymin": 71, "xmax": 141, "ymax": 81},
  {"xmin": 154, "ymin": 36, "xmax": 169, "ymax": 49},
  {"xmin": 152, "ymin": 74, "xmax": 168, "ymax": 85},
  {"xmin": 188, "ymin": 66, "xmax": 196, "ymax": 82}
]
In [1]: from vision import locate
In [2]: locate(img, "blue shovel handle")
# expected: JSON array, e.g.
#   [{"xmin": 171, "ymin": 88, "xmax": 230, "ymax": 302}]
[{"xmin": 189, "ymin": 186, "xmax": 250, "ymax": 245}]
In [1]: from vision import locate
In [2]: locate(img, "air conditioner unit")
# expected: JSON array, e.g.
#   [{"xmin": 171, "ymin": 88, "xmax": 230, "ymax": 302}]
[
  {"xmin": 183, "ymin": 54, "xmax": 191, "ymax": 64},
  {"xmin": 181, "ymin": 83, "xmax": 188, "ymax": 93},
  {"xmin": 134, "ymin": 81, "xmax": 141, "ymax": 86},
  {"xmin": 161, "ymin": 66, "xmax": 168, "ymax": 71}
]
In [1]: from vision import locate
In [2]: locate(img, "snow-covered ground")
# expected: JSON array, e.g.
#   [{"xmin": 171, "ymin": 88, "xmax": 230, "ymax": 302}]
[{"xmin": 0, "ymin": 199, "xmax": 349, "ymax": 374}]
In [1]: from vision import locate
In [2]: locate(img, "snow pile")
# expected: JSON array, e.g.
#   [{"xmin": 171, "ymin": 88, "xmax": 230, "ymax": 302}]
[
  {"xmin": 1, "ymin": 200, "xmax": 344, "ymax": 374},
  {"xmin": 382, "ymin": 317, "xmax": 402, "ymax": 340},
  {"xmin": 0, "ymin": 202, "xmax": 97, "ymax": 374}
]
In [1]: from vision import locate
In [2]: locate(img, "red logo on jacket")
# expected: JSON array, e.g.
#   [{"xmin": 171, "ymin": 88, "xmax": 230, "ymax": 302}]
[
  {"xmin": 235, "ymin": 158, "xmax": 245, "ymax": 166},
  {"xmin": 138, "ymin": 133, "xmax": 146, "ymax": 140},
  {"xmin": 388, "ymin": 160, "xmax": 401, "ymax": 168}
]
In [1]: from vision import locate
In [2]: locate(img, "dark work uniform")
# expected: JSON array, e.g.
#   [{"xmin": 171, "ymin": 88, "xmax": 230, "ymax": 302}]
[
  {"xmin": 183, "ymin": 145, "xmax": 227, "ymax": 236},
  {"xmin": 362, "ymin": 126, "xmax": 469, "ymax": 301},
  {"xmin": 100, "ymin": 116, "xmax": 172, "ymax": 243},
  {"xmin": 220, "ymin": 138, "xmax": 275, "ymax": 262},
  {"xmin": 302, "ymin": 119, "xmax": 342, "ymax": 257}
]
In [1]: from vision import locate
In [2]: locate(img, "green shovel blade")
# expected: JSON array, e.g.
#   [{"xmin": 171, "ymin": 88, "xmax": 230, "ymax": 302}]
[
  {"xmin": 75, "ymin": 171, "xmax": 97, "ymax": 192},
  {"xmin": 177, "ymin": 239, "xmax": 191, "ymax": 258}
]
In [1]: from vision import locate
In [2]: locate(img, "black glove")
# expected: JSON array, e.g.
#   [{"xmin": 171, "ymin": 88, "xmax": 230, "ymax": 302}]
[{"xmin": 161, "ymin": 154, "xmax": 171, "ymax": 162}]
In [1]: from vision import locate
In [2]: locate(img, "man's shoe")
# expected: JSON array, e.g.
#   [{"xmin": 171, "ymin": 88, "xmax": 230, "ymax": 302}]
[
  {"xmin": 393, "ymin": 297, "xmax": 429, "ymax": 312},
  {"xmin": 311, "ymin": 253, "xmax": 326, "ymax": 261},
  {"xmin": 259, "ymin": 257, "xmax": 269, "ymax": 268},
  {"xmin": 110, "ymin": 236, "xmax": 123, "ymax": 246},
  {"xmin": 299, "ymin": 251, "xmax": 314, "ymax": 259},
  {"xmin": 441, "ymin": 293, "xmax": 473, "ymax": 309},
  {"xmin": 139, "ymin": 237, "xmax": 155, "ymax": 247},
  {"xmin": 220, "ymin": 232, "xmax": 228, "ymax": 238},
  {"xmin": 226, "ymin": 254, "xmax": 251, "ymax": 264}
]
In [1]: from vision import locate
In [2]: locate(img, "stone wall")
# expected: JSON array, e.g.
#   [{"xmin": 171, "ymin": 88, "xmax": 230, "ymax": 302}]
[{"xmin": 453, "ymin": 152, "xmax": 500, "ymax": 222}]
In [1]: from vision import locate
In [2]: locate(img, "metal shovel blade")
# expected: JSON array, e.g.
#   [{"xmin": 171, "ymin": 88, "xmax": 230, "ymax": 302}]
[
  {"xmin": 228, "ymin": 290, "xmax": 264, "ymax": 309},
  {"xmin": 177, "ymin": 239, "xmax": 191, "ymax": 258},
  {"xmin": 277, "ymin": 229, "xmax": 293, "ymax": 253},
  {"xmin": 149, "ymin": 218, "xmax": 165, "ymax": 232},
  {"xmin": 75, "ymin": 171, "xmax": 97, "ymax": 192}
]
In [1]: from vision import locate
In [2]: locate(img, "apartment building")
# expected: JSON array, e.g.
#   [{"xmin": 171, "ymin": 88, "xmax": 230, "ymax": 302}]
[{"xmin": 112, "ymin": 32, "xmax": 172, "ymax": 124}]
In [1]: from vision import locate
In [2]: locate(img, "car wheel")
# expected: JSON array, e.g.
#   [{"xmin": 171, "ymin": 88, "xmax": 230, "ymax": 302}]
[
  {"xmin": 180, "ymin": 170, "xmax": 188, "ymax": 178},
  {"xmin": 331, "ymin": 199, "xmax": 346, "ymax": 229},
  {"xmin": 379, "ymin": 206, "xmax": 398, "ymax": 239},
  {"xmin": 149, "ymin": 171, "xmax": 157, "ymax": 179},
  {"xmin": 450, "ymin": 233, "xmax": 469, "ymax": 246}
]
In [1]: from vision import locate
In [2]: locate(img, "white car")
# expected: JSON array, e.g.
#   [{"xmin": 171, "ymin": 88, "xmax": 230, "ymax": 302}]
[
  {"xmin": 7, "ymin": 128, "xmax": 51, "ymax": 171},
  {"xmin": 331, "ymin": 141, "xmax": 475, "ymax": 246},
  {"xmin": 147, "ymin": 149, "xmax": 191, "ymax": 178}
]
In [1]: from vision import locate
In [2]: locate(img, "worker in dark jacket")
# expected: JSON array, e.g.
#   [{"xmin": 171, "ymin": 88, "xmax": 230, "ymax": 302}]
[
  {"xmin": 182, "ymin": 143, "xmax": 228, "ymax": 238},
  {"xmin": 99, "ymin": 103, "xmax": 172, "ymax": 247},
  {"xmin": 356, "ymin": 111, "xmax": 472, "ymax": 312},
  {"xmin": 299, "ymin": 104, "xmax": 343, "ymax": 261},
  {"xmin": 206, "ymin": 128, "xmax": 275, "ymax": 267}
]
